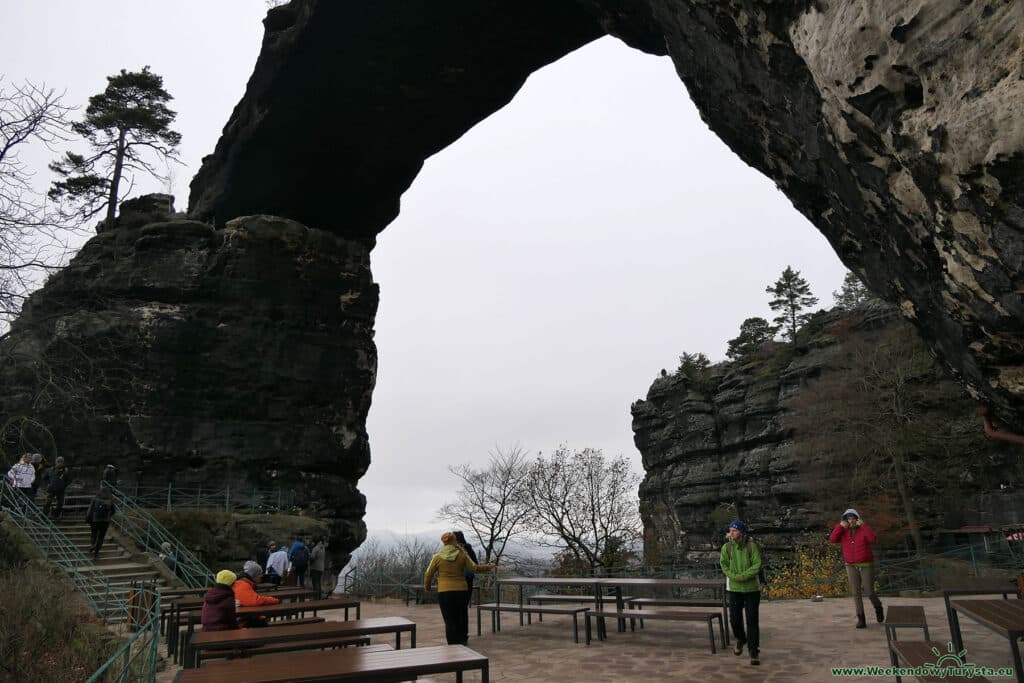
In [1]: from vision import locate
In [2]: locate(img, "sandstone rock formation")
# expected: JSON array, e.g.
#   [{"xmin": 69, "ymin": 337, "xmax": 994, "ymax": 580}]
[
  {"xmin": 0, "ymin": 197, "xmax": 375, "ymax": 564},
  {"xmin": 4, "ymin": 1, "xmax": 1022, "ymax": 564},
  {"xmin": 192, "ymin": 0, "xmax": 1024, "ymax": 429},
  {"xmin": 633, "ymin": 305, "xmax": 1024, "ymax": 565}
]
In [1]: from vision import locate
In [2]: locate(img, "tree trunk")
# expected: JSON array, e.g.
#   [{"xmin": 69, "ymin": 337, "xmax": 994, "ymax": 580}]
[
  {"xmin": 105, "ymin": 128, "xmax": 127, "ymax": 222},
  {"xmin": 890, "ymin": 450, "xmax": 925, "ymax": 554}
]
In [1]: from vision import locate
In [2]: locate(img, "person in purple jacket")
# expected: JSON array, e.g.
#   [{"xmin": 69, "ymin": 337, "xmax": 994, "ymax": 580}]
[
  {"xmin": 829, "ymin": 508, "xmax": 883, "ymax": 628},
  {"xmin": 201, "ymin": 570, "xmax": 238, "ymax": 632}
]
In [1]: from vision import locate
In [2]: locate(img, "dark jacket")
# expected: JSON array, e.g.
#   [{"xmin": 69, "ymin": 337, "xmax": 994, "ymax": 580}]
[
  {"xmin": 201, "ymin": 585, "xmax": 237, "ymax": 632},
  {"xmin": 85, "ymin": 497, "xmax": 116, "ymax": 523},
  {"xmin": 47, "ymin": 465, "xmax": 69, "ymax": 494},
  {"xmin": 255, "ymin": 543, "xmax": 270, "ymax": 568}
]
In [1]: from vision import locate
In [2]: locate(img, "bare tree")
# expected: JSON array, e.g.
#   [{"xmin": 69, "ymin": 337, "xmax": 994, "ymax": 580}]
[
  {"xmin": 0, "ymin": 79, "xmax": 78, "ymax": 324},
  {"xmin": 436, "ymin": 445, "xmax": 532, "ymax": 564},
  {"xmin": 524, "ymin": 446, "xmax": 641, "ymax": 573}
]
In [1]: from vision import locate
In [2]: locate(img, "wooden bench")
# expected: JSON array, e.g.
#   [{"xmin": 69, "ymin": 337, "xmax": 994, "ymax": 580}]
[
  {"xmin": 889, "ymin": 641, "xmax": 991, "ymax": 682},
  {"xmin": 196, "ymin": 636, "xmax": 376, "ymax": 665},
  {"xmin": 176, "ymin": 644, "xmax": 489, "ymax": 683},
  {"xmin": 186, "ymin": 616, "xmax": 417, "ymax": 668},
  {"xmin": 526, "ymin": 594, "xmax": 634, "ymax": 623},
  {"xmin": 626, "ymin": 597, "xmax": 727, "ymax": 637},
  {"xmin": 476, "ymin": 603, "xmax": 589, "ymax": 643},
  {"xmin": 884, "ymin": 605, "xmax": 930, "ymax": 650},
  {"xmin": 584, "ymin": 609, "xmax": 724, "ymax": 654}
]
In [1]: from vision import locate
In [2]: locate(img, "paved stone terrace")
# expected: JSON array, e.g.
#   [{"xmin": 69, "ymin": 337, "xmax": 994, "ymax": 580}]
[{"xmin": 159, "ymin": 595, "xmax": 1019, "ymax": 682}]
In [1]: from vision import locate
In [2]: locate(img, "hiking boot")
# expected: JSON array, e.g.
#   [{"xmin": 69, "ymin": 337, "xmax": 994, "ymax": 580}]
[
  {"xmin": 750, "ymin": 653, "xmax": 760, "ymax": 666},
  {"xmin": 875, "ymin": 604, "xmax": 885, "ymax": 623},
  {"xmin": 855, "ymin": 614, "xmax": 867, "ymax": 629},
  {"xmin": 733, "ymin": 639, "xmax": 745, "ymax": 656}
]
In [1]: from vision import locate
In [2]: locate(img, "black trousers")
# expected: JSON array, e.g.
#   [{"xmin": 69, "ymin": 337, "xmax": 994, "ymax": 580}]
[
  {"xmin": 89, "ymin": 521, "xmax": 110, "ymax": 554},
  {"xmin": 311, "ymin": 569, "xmax": 323, "ymax": 596},
  {"xmin": 437, "ymin": 590, "xmax": 470, "ymax": 645},
  {"xmin": 727, "ymin": 590, "xmax": 761, "ymax": 655},
  {"xmin": 292, "ymin": 566, "xmax": 307, "ymax": 587},
  {"xmin": 43, "ymin": 491, "xmax": 65, "ymax": 518}
]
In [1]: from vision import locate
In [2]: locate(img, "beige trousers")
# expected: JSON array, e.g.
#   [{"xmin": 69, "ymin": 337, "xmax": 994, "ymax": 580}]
[{"xmin": 845, "ymin": 563, "xmax": 882, "ymax": 617}]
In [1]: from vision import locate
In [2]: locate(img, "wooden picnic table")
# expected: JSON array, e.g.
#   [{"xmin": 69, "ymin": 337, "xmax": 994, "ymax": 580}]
[
  {"xmin": 949, "ymin": 599, "xmax": 1024, "ymax": 682},
  {"xmin": 180, "ymin": 597, "xmax": 361, "ymax": 667},
  {"xmin": 184, "ymin": 616, "xmax": 417, "ymax": 669},
  {"xmin": 177, "ymin": 644, "xmax": 488, "ymax": 683},
  {"xmin": 495, "ymin": 576, "xmax": 724, "ymax": 640},
  {"xmin": 166, "ymin": 588, "xmax": 316, "ymax": 662},
  {"xmin": 942, "ymin": 579, "xmax": 1020, "ymax": 650}
]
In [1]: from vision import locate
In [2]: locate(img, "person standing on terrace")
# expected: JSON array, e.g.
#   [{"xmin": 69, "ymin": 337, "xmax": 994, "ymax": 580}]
[
  {"xmin": 720, "ymin": 519, "xmax": 762, "ymax": 666},
  {"xmin": 423, "ymin": 531, "xmax": 496, "ymax": 645},
  {"xmin": 829, "ymin": 508, "xmax": 883, "ymax": 628}
]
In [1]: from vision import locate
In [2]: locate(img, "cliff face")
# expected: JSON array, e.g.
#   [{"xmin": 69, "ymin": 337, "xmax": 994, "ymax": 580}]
[
  {"xmin": 0, "ymin": 197, "xmax": 375, "ymax": 565},
  {"xmin": 190, "ymin": 0, "xmax": 1024, "ymax": 430},
  {"xmin": 633, "ymin": 306, "xmax": 1024, "ymax": 565}
]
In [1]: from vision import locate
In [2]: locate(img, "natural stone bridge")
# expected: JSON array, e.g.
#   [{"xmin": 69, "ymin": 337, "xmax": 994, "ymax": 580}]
[{"xmin": 4, "ymin": 0, "xmax": 1021, "ymax": 564}]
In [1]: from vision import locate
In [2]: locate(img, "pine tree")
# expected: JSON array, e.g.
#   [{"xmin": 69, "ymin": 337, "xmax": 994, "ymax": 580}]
[
  {"xmin": 833, "ymin": 271, "xmax": 874, "ymax": 310},
  {"xmin": 766, "ymin": 266, "xmax": 818, "ymax": 345},
  {"xmin": 49, "ymin": 67, "xmax": 181, "ymax": 224},
  {"xmin": 726, "ymin": 317, "xmax": 778, "ymax": 360}
]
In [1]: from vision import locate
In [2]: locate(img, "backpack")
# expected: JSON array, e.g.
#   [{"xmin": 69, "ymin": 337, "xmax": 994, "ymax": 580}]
[{"xmin": 291, "ymin": 545, "xmax": 310, "ymax": 568}]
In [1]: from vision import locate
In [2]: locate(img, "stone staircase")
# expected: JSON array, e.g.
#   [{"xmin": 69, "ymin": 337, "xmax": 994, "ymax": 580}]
[{"xmin": 50, "ymin": 493, "xmax": 177, "ymax": 623}]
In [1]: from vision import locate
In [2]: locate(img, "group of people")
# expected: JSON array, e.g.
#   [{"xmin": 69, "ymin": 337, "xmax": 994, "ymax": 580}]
[
  {"xmin": 721, "ymin": 507, "xmax": 882, "ymax": 667},
  {"xmin": 201, "ymin": 537, "xmax": 330, "ymax": 632},
  {"xmin": 4, "ymin": 452, "xmax": 71, "ymax": 518},
  {"xmin": 254, "ymin": 537, "xmax": 328, "ymax": 595}
]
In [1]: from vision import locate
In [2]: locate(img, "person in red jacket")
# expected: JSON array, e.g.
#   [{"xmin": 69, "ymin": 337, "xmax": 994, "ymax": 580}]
[
  {"xmin": 829, "ymin": 508, "xmax": 883, "ymax": 628},
  {"xmin": 233, "ymin": 561, "xmax": 281, "ymax": 627},
  {"xmin": 201, "ymin": 570, "xmax": 238, "ymax": 632}
]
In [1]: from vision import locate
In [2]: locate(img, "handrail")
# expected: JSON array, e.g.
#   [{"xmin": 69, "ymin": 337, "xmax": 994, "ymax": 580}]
[
  {"xmin": 85, "ymin": 583, "xmax": 160, "ymax": 683},
  {"xmin": 103, "ymin": 485, "xmax": 213, "ymax": 589},
  {"xmin": 126, "ymin": 483, "xmax": 296, "ymax": 513},
  {"xmin": 0, "ymin": 482, "xmax": 127, "ymax": 622}
]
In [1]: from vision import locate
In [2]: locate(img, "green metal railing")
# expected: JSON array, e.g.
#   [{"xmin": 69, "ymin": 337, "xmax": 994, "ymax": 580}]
[
  {"xmin": 127, "ymin": 483, "xmax": 297, "ymax": 513},
  {"xmin": 85, "ymin": 583, "xmax": 160, "ymax": 683},
  {"xmin": 104, "ymin": 486, "xmax": 213, "ymax": 588},
  {"xmin": 0, "ymin": 482, "xmax": 127, "ymax": 622}
]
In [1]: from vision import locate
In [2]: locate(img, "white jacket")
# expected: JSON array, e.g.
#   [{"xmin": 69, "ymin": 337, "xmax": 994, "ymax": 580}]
[
  {"xmin": 266, "ymin": 549, "xmax": 288, "ymax": 577},
  {"xmin": 8, "ymin": 463, "xmax": 35, "ymax": 488}
]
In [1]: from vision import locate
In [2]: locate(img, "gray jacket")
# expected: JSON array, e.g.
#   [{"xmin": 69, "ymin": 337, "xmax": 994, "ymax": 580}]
[{"xmin": 310, "ymin": 542, "xmax": 326, "ymax": 571}]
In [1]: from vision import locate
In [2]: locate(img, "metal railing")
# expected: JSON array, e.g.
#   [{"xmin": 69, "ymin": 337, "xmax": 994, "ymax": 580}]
[
  {"xmin": 85, "ymin": 583, "xmax": 160, "ymax": 683},
  {"xmin": 103, "ymin": 486, "xmax": 213, "ymax": 589},
  {"xmin": 0, "ymin": 482, "xmax": 127, "ymax": 622},
  {"xmin": 126, "ymin": 483, "xmax": 297, "ymax": 513}
]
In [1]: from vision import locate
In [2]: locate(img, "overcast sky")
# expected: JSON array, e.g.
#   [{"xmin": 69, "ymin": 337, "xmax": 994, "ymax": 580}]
[{"xmin": 5, "ymin": 2, "xmax": 848, "ymax": 534}]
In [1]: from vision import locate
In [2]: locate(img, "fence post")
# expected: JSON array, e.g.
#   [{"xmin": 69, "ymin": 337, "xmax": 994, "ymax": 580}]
[
  {"xmin": 277, "ymin": 488, "xmax": 282, "ymax": 512},
  {"xmin": 166, "ymin": 483, "xmax": 172, "ymax": 512},
  {"xmin": 969, "ymin": 544, "xmax": 978, "ymax": 576},
  {"xmin": 197, "ymin": 484, "xmax": 202, "ymax": 507},
  {"xmin": 251, "ymin": 488, "xmax": 256, "ymax": 513},
  {"xmin": 225, "ymin": 485, "xmax": 230, "ymax": 513}
]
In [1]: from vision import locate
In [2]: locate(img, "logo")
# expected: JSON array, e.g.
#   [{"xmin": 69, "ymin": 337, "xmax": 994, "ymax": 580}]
[{"xmin": 830, "ymin": 642, "xmax": 1015, "ymax": 678}]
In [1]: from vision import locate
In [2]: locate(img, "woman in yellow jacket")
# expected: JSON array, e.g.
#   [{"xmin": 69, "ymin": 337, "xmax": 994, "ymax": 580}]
[{"xmin": 424, "ymin": 531, "xmax": 496, "ymax": 645}]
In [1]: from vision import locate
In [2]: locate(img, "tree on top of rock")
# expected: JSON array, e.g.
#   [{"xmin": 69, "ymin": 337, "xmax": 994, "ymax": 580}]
[
  {"xmin": 726, "ymin": 317, "xmax": 778, "ymax": 360},
  {"xmin": 833, "ymin": 270, "xmax": 876, "ymax": 310},
  {"xmin": 766, "ymin": 266, "xmax": 818, "ymax": 345},
  {"xmin": 49, "ymin": 67, "xmax": 180, "ymax": 225}
]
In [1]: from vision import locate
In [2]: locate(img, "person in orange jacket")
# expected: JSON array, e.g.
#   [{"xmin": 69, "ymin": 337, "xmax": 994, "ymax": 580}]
[{"xmin": 233, "ymin": 560, "xmax": 280, "ymax": 627}]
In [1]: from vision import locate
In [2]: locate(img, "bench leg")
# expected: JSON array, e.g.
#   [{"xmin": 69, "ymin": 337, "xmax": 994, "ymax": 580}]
[
  {"xmin": 573, "ymin": 614, "xmax": 579, "ymax": 644},
  {"xmin": 717, "ymin": 614, "xmax": 726, "ymax": 650},
  {"xmin": 585, "ymin": 613, "xmax": 592, "ymax": 645},
  {"xmin": 707, "ymin": 617, "xmax": 716, "ymax": 654},
  {"xmin": 923, "ymin": 624, "xmax": 930, "ymax": 641}
]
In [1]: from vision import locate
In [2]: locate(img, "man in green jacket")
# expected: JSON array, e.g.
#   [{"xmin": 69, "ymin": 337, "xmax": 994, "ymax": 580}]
[{"xmin": 720, "ymin": 519, "xmax": 762, "ymax": 666}]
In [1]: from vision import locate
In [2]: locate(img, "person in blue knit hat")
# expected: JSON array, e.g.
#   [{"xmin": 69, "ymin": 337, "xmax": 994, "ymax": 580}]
[{"xmin": 719, "ymin": 519, "xmax": 762, "ymax": 666}]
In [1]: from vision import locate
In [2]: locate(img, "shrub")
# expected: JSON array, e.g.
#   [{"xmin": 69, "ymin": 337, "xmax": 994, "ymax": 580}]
[
  {"xmin": 0, "ymin": 564, "xmax": 119, "ymax": 681},
  {"xmin": 762, "ymin": 540, "xmax": 848, "ymax": 600}
]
